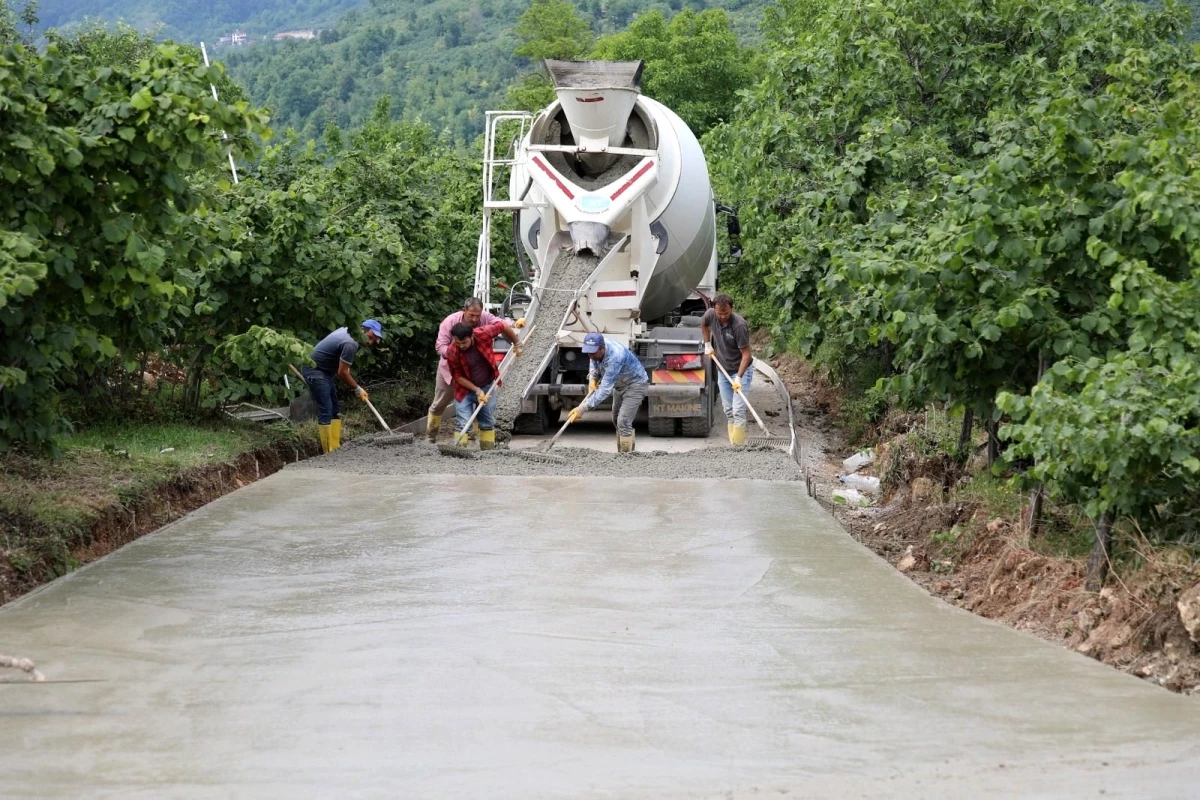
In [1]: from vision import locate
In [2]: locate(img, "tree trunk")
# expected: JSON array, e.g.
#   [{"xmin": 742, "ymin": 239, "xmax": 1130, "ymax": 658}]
[
  {"xmin": 882, "ymin": 341, "xmax": 894, "ymax": 378},
  {"xmin": 1027, "ymin": 485, "xmax": 1044, "ymax": 537},
  {"xmin": 985, "ymin": 417, "xmax": 1000, "ymax": 468},
  {"xmin": 1024, "ymin": 353, "xmax": 1048, "ymax": 538},
  {"xmin": 1085, "ymin": 513, "xmax": 1114, "ymax": 592},
  {"xmin": 183, "ymin": 345, "xmax": 212, "ymax": 413},
  {"xmin": 956, "ymin": 408, "xmax": 974, "ymax": 464}
]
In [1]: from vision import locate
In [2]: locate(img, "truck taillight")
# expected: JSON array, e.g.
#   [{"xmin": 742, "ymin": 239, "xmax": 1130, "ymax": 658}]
[{"xmin": 664, "ymin": 353, "xmax": 702, "ymax": 370}]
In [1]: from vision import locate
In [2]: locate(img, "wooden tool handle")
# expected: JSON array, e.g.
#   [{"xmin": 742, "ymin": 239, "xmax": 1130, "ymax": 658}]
[
  {"xmin": 364, "ymin": 398, "xmax": 391, "ymax": 432},
  {"xmin": 708, "ymin": 354, "xmax": 770, "ymax": 435},
  {"xmin": 456, "ymin": 324, "xmax": 539, "ymax": 440}
]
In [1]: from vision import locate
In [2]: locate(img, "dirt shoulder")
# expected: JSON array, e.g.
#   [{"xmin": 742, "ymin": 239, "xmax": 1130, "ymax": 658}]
[{"xmin": 771, "ymin": 352, "xmax": 1200, "ymax": 695}]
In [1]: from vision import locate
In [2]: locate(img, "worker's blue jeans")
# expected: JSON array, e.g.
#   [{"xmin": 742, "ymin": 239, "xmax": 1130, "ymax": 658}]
[
  {"xmin": 716, "ymin": 364, "xmax": 755, "ymax": 425},
  {"xmin": 455, "ymin": 382, "xmax": 497, "ymax": 432},
  {"xmin": 303, "ymin": 367, "xmax": 339, "ymax": 425}
]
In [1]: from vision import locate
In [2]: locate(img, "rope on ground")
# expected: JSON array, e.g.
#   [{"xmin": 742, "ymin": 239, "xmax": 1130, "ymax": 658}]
[{"xmin": 0, "ymin": 654, "xmax": 46, "ymax": 682}]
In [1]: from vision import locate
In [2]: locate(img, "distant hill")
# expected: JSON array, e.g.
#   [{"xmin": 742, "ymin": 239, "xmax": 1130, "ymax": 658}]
[
  {"xmin": 37, "ymin": 0, "xmax": 1196, "ymax": 144},
  {"xmin": 219, "ymin": 0, "xmax": 769, "ymax": 143},
  {"xmin": 35, "ymin": 0, "xmax": 368, "ymax": 43}
]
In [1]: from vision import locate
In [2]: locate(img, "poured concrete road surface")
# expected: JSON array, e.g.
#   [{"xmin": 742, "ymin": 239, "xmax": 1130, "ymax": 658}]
[{"xmin": 2, "ymin": 472, "xmax": 1199, "ymax": 798}]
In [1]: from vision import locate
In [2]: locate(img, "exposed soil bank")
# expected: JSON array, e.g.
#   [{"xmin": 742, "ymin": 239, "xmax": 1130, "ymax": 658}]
[
  {"xmin": 1, "ymin": 439, "xmax": 319, "ymax": 604},
  {"xmin": 291, "ymin": 434, "xmax": 802, "ymax": 481},
  {"xmin": 772, "ymin": 352, "xmax": 1200, "ymax": 694}
]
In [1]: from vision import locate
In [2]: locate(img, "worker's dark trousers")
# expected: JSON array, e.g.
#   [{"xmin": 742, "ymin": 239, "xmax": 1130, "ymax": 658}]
[
  {"xmin": 302, "ymin": 367, "xmax": 339, "ymax": 425},
  {"xmin": 611, "ymin": 381, "xmax": 648, "ymax": 437}
]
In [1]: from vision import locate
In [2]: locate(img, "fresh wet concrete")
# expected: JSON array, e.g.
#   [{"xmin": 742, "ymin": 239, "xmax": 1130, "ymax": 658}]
[{"xmin": 2, "ymin": 471, "xmax": 1198, "ymax": 797}]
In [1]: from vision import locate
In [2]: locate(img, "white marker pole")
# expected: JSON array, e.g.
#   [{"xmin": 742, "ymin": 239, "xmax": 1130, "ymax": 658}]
[{"xmin": 200, "ymin": 41, "xmax": 240, "ymax": 184}]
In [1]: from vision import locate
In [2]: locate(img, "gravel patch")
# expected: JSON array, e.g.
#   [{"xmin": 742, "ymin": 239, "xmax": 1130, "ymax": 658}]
[
  {"xmin": 293, "ymin": 437, "xmax": 801, "ymax": 482},
  {"xmin": 494, "ymin": 250, "xmax": 599, "ymax": 433}
]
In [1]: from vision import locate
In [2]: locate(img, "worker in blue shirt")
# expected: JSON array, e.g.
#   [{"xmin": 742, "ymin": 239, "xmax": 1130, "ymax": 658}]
[{"xmin": 566, "ymin": 332, "xmax": 649, "ymax": 453}]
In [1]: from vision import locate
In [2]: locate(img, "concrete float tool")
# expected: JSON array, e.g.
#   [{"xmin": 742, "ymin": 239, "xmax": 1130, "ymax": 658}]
[
  {"xmin": 437, "ymin": 325, "xmax": 538, "ymax": 458},
  {"xmin": 708, "ymin": 356, "xmax": 778, "ymax": 446},
  {"xmin": 515, "ymin": 389, "xmax": 595, "ymax": 465}
]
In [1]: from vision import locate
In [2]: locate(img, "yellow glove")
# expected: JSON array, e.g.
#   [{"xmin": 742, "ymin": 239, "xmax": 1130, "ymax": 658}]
[
  {"xmin": 704, "ymin": 342, "xmax": 714, "ymax": 357},
  {"xmin": 513, "ymin": 317, "xmax": 526, "ymax": 328},
  {"xmin": 357, "ymin": 387, "xmax": 369, "ymax": 402},
  {"xmin": 476, "ymin": 389, "xmax": 489, "ymax": 404},
  {"xmin": 567, "ymin": 408, "xmax": 583, "ymax": 424},
  {"xmin": 731, "ymin": 377, "xmax": 742, "ymax": 394},
  {"xmin": 588, "ymin": 378, "xmax": 598, "ymax": 394},
  {"xmin": 512, "ymin": 344, "xmax": 522, "ymax": 357}
]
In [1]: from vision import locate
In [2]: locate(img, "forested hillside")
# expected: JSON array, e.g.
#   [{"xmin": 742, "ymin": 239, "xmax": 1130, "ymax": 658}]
[
  {"xmin": 36, "ymin": 0, "xmax": 1198, "ymax": 142},
  {"xmin": 223, "ymin": 0, "xmax": 768, "ymax": 141},
  {"xmin": 35, "ymin": 0, "xmax": 367, "ymax": 42}
]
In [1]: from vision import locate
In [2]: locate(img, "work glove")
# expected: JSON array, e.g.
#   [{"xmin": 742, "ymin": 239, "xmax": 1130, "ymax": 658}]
[
  {"xmin": 588, "ymin": 378, "xmax": 598, "ymax": 394},
  {"xmin": 704, "ymin": 342, "xmax": 714, "ymax": 357},
  {"xmin": 476, "ymin": 389, "xmax": 489, "ymax": 405},
  {"xmin": 512, "ymin": 344, "xmax": 522, "ymax": 357},
  {"xmin": 514, "ymin": 317, "xmax": 527, "ymax": 328},
  {"xmin": 357, "ymin": 387, "xmax": 369, "ymax": 402},
  {"xmin": 731, "ymin": 377, "xmax": 743, "ymax": 394},
  {"xmin": 567, "ymin": 407, "xmax": 583, "ymax": 425}
]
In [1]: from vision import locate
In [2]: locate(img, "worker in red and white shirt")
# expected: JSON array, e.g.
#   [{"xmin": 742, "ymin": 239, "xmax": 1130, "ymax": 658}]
[{"xmin": 445, "ymin": 319, "xmax": 521, "ymax": 450}]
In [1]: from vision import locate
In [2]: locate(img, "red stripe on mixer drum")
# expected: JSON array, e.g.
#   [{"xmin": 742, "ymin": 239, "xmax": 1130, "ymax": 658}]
[
  {"xmin": 531, "ymin": 156, "xmax": 576, "ymax": 200},
  {"xmin": 610, "ymin": 160, "xmax": 655, "ymax": 200},
  {"xmin": 596, "ymin": 290, "xmax": 637, "ymax": 297}
]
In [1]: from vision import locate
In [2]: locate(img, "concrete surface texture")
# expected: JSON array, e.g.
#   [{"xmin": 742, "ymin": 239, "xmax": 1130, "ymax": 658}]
[{"xmin": 2, "ymin": 471, "xmax": 1199, "ymax": 798}]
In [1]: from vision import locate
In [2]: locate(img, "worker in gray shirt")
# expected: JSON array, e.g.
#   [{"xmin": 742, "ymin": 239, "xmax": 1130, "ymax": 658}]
[
  {"xmin": 701, "ymin": 294, "xmax": 753, "ymax": 446},
  {"xmin": 304, "ymin": 319, "xmax": 382, "ymax": 452}
]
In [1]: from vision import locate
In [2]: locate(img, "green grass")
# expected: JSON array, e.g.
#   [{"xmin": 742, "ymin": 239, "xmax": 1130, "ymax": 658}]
[
  {"xmin": 62, "ymin": 422, "xmax": 280, "ymax": 469},
  {"xmin": 954, "ymin": 473, "xmax": 1095, "ymax": 559}
]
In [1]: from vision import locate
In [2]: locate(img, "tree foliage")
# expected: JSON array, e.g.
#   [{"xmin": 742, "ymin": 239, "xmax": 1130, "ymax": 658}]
[
  {"xmin": 0, "ymin": 37, "xmax": 267, "ymax": 451},
  {"xmin": 709, "ymin": 0, "xmax": 1200, "ymax": 544},
  {"xmin": 0, "ymin": 20, "xmax": 482, "ymax": 451},
  {"xmin": 591, "ymin": 9, "xmax": 754, "ymax": 134}
]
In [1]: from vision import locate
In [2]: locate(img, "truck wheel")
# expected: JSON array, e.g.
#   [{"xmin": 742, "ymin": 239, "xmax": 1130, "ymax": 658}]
[
  {"xmin": 513, "ymin": 397, "xmax": 560, "ymax": 435},
  {"xmin": 681, "ymin": 415, "xmax": 712, "ymax": 438},
  {"xmin": 648, "ymin": 415, "xmax": 677, "ymax": 437}
]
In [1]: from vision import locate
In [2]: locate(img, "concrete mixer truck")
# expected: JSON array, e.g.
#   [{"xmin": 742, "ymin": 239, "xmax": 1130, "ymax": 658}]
[{"xmin": 474, "ymin": 60, "xmax": 736, "ymax": 437}]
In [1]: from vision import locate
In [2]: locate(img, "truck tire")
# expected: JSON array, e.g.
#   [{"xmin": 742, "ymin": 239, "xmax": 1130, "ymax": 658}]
[
  {"xmin": 648, "ymin": 415, "xmax": 677, "ymax": 437},
  {"xmin": 681, "ymin": 415, "xmax": 712, "ymax": 438},
  {"xmin": 513, "ymin": 396, "xmax": 559, "ymax": 435}
]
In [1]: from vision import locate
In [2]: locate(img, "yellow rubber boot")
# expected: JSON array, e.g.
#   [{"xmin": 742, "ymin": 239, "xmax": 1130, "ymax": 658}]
[
  {"xmin": 727, "ymin": 421, "xmax": 735, "ymax": 445},
  {"xmin": 426, "ymin": 413, "xmax": 442, "ymax": 443},
  {"xmin": 479, "ymin": 430, "xmax": 496, "ymax": 451},
  {"xmin": 453, "ymin": 430, "xmax": 470, "ymax": 447},
  {"xmin": 730, "ymin": 423, "xmax": 748, "ymax": 447},
  {"xmin": 329, "ymin": 418, "xmax": 342, "ymax": 451},
  {"xmin": 617, "ymin": 433, "xmax": 635, "ymax": 453},
  {"xmin": 318, "ymin": 424, "xmax": 331, "ymax": 454}
]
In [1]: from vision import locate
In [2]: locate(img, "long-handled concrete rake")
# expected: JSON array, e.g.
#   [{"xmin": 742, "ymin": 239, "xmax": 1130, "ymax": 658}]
[
  {"xmin": 437, "ymin": 325, "xmax": 537, "ymax": 458},
  {"xmin": 708, "ymin": 355, "xmax": 777, "ymax": 446},
  {"xmin": 290, "ymin": 363, "xmax": 408, "ymax": 444},
  {"xmin": 515, "ymin": 389, "xmax": 596, "ymax": 465}
]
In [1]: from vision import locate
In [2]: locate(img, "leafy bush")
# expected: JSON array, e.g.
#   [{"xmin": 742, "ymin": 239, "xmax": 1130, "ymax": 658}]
[{"xmin": 0, "ymin": 39, "xmax": 267, "ymax": 452}]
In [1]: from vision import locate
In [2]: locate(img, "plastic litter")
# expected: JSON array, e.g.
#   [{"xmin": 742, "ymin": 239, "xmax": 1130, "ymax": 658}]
[
  {"xmin": 831, "ymin": 487, "xmax": 872, "ymax": 507},
  {"xmin": 841, "ymin": 449, "xmax": 875, "ymax": 473},
  {"xmin": 839, "ymin": 473, "xmax": 880, "ymax": 494}
]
